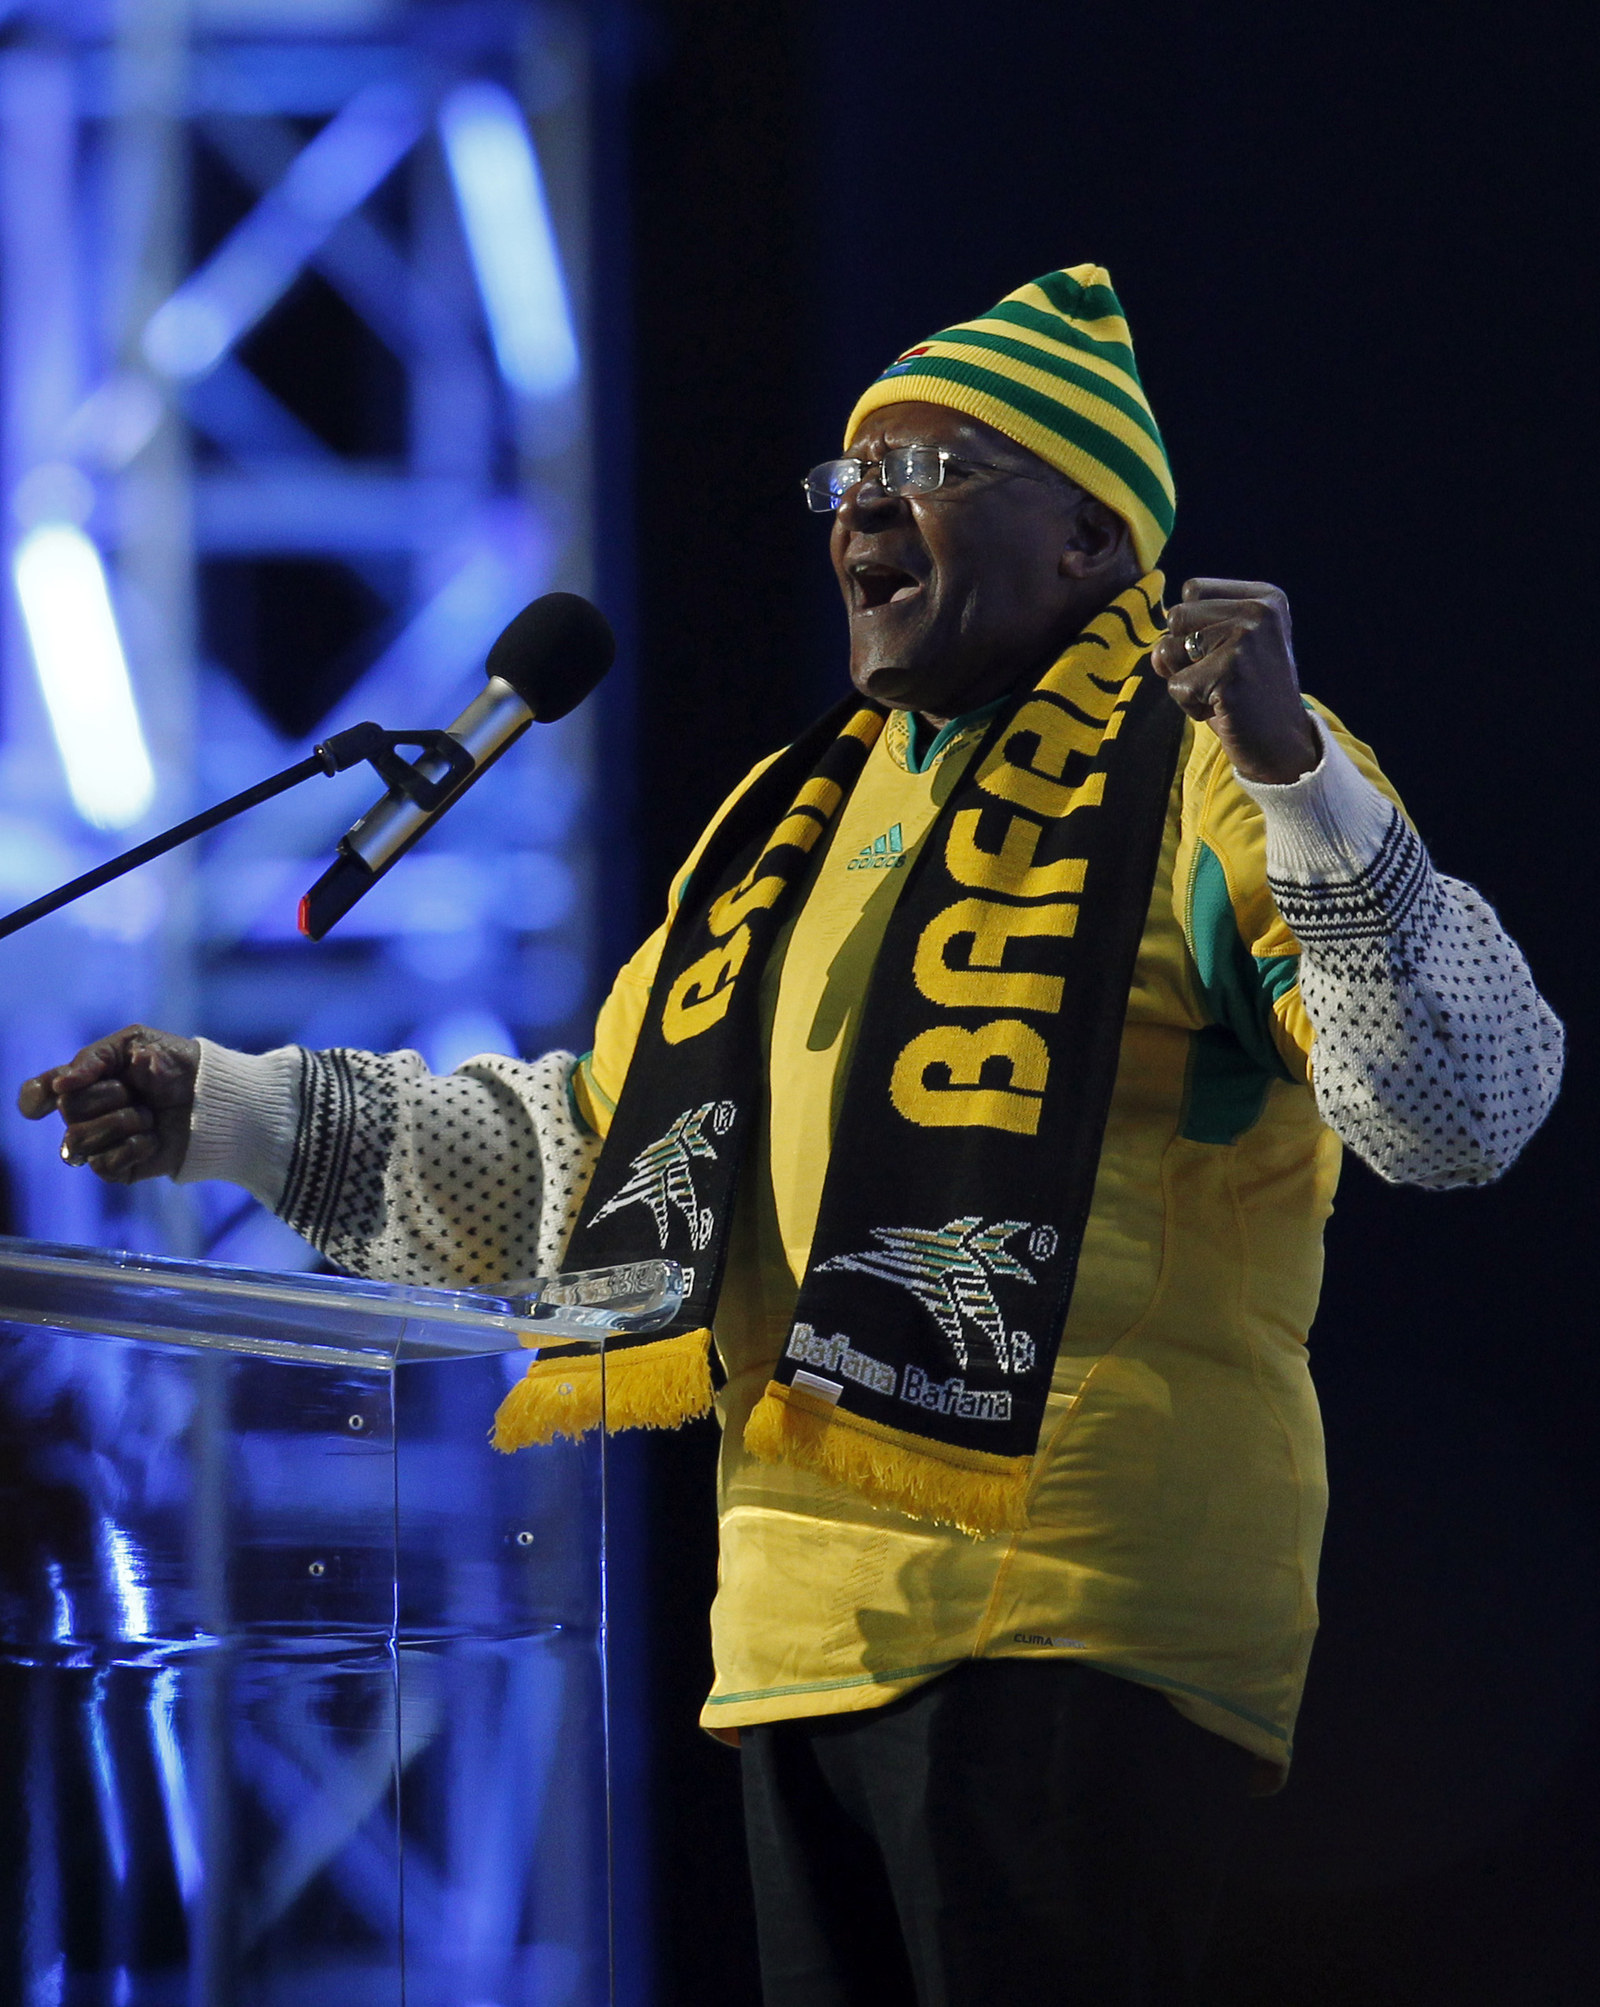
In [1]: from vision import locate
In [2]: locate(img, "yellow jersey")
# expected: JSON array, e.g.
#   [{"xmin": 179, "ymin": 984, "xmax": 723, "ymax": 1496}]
[{"xmin": 573, "ymin": 698, "xmax": 1402, "ymax": 1766}]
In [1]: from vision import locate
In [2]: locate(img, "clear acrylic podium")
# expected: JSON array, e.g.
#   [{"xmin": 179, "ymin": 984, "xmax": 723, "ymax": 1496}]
[{"xmin": 0, "ymin": 1236, "xmax": 679, "ymax": 2006}]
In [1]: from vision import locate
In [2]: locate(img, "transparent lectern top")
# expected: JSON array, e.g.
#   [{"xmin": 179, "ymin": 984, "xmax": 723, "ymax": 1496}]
[{"xmin": 0, "ymin": 1234, "xmax": 683, "ymax": 1368}]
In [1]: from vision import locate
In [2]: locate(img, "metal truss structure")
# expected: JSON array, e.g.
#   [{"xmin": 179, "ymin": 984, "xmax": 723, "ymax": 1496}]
[
  {"xmin": 0, "ymin": 0, "xmax": 600, "ymax": 1271},
  {"xmin": 0, "ymin": 7, "xmax": 632, "ymax": 2001}
]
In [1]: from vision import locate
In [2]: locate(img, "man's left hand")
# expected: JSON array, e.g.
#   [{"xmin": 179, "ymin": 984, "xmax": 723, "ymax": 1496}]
[{"xmin": 1151, "ymin": 578, "xmax": 1321, "ymax": 784}]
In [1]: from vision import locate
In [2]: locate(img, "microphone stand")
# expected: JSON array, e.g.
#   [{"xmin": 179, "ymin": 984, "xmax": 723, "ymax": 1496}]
[{"xmin": 0, "ymin": 723, "xmax": 474, "ymax": 944}]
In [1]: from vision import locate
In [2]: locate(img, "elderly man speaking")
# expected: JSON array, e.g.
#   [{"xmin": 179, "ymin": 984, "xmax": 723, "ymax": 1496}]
[{"xmin": 22, "ymin": 265, "xmax": 1562, "ymax": 2005}]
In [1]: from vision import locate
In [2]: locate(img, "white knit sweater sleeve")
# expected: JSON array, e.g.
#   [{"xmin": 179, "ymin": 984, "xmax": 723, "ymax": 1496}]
[
  {"xmin": 177, "ymin": 1038, "xmax": 601, "ymax": 1287},
  {"xmin": 1239, "ymin": 726, "xmax": 1563, "ymax": 1187}
]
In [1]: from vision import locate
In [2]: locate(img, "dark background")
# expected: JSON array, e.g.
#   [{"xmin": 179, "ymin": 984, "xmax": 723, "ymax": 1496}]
[{"xmin": 611, "ymin": 1, "xmax": 1597, "ymax": 2001}]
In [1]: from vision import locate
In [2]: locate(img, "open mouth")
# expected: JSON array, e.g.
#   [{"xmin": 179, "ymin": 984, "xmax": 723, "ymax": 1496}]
[{"xmin": 850, "ymin": 562, "xmax": 924, "ymax": 611}]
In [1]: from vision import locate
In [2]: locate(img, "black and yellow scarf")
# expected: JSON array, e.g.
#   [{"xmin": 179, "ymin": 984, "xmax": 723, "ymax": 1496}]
[{"xmin": 494, "ymin": 578, "xmax": 1183, "ymax": 1534}]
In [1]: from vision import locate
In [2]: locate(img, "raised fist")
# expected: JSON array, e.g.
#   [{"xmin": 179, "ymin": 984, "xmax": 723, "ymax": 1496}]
[
  {"xmin": 1151, "ymin": 577, "xmax": 1321, "ymax": 785},
  {"xmin": 18, "ymin": 1025, "xmax": 200, "ymax": 1185}
]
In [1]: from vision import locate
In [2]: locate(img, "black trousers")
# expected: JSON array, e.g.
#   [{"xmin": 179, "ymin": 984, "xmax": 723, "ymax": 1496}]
[{"xmin": 739, "ymin": 1659, "xmax": 1255, "ymax": 2007}]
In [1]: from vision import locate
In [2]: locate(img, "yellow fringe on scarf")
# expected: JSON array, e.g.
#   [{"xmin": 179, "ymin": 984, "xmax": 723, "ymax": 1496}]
[
  {"xmin": 742, "ymin": 1379, "xmax": 1030, "ymax": 1537},
  {"xmin": 491, "ymin": 1328, "xmax": 715, "ymax": 1451}
]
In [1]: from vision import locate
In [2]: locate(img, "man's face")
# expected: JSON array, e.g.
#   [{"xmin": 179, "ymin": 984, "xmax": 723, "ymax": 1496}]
[{"xmin": 829, "ymin": 401, "xmax": 1132, "ymax": 719}]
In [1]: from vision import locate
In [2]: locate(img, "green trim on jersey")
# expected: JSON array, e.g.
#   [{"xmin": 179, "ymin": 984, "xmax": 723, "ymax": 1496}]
[
  {"xmin": 904, "ymin": 695, "xmax": 1008, "ymax": 775},
  {"xmin": 1181, "ymin": 843, "xmax": 1299, "ymax": 1143}
]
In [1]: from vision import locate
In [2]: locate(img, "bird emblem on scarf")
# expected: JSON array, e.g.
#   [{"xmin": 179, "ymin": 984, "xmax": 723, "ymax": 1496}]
[
  {"xmin": 816, "ymin": 1216, "xmax": 1051, "ymax": 1373},
  {"xmin": 588, "ymin": 1100, "xmax": 734, "ymax": 1252}
]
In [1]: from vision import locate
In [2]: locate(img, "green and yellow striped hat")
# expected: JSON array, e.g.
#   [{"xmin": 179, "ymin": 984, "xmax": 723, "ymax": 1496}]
[{"xmin": 844, "ymin": 263, "xmax": 1174, "ymax": 570}]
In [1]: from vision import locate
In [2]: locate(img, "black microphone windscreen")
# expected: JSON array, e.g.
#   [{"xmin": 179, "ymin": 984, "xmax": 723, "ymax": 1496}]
[{"xmin": 485, "ymin": 592, "xmax": 615, "ymax": 722}]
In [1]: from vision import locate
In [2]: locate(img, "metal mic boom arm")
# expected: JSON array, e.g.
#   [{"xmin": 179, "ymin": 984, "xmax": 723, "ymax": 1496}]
[{"xmin": 0, "ymin": 725, "xmax": 474, "ymax": 944}]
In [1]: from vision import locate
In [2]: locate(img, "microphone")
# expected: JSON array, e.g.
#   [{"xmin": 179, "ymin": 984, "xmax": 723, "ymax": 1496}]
[{"xmin": 298, "ymin": 591, "xmax": 615, "ymax": 941}]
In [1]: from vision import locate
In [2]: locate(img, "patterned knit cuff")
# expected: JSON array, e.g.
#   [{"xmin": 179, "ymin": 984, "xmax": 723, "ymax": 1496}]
[
  {"xmin": 176, "ymin": 1039, "xmax": 303, "ymax": 1206},
  {"xmin": 1236, "ymin": 722, "xmax": 1433, "ymax": 944},
  {"xmin": 278, "ymin": 1048, "xmax": 395, "ymax": 1256},
  {"xmin": 1234, "ymin": 717, "xmax": 1397, "ymax": 884}
]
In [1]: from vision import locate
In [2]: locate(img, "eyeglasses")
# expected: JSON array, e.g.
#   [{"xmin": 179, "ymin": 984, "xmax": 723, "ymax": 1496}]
[{"xmin": 802, "ymin": 445, "xmax": 1056, "ymax": 514}]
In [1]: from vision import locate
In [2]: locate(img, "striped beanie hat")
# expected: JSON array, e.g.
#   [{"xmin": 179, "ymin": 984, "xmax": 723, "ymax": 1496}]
[{"xmin": 844, "ymin": 264, "xmax": 1174, "ymax": 570}]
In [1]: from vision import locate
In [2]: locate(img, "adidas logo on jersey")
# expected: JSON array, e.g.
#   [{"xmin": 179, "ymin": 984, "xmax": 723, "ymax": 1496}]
[{"xmin": 847, "ymin": 822, "xmax": 906, "ymax": 870}]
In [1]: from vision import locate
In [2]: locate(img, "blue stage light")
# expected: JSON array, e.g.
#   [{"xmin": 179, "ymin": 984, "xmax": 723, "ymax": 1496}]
[
  {"xmin": 12, "ymin": 519, "xmax": 157, "ymax": 831},
  {"xmin": 438, "ymin": 81, "xmax": 580, "ymax": 399}
]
